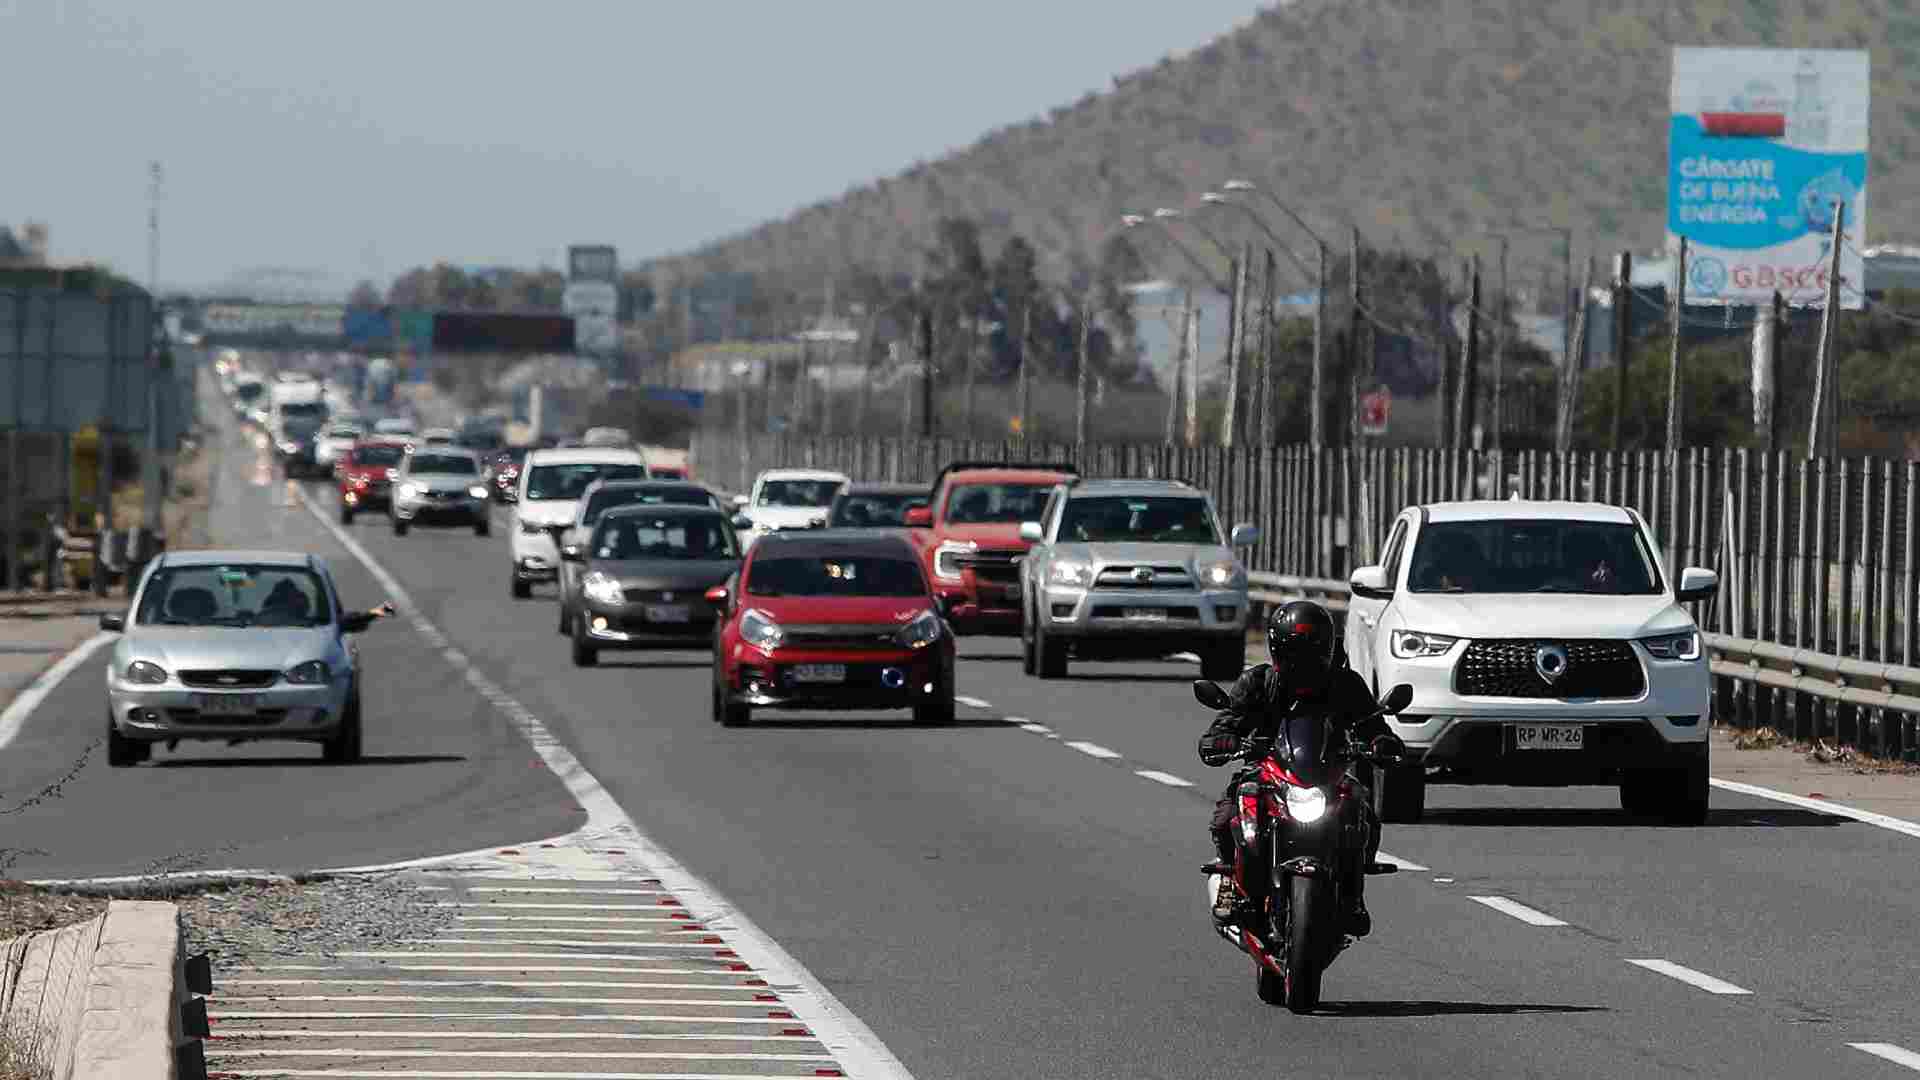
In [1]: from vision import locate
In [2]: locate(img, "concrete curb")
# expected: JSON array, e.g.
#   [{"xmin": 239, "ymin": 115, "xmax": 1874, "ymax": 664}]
[{"xmin": 0, "ymin": 899, "xmax": 205, "ymax": 1079}]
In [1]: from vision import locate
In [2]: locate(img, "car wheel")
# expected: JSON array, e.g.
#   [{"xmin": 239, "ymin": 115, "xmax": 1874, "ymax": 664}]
[
  {"xmin": 106, "ymin": 714, "xmax": 149, "ymax": 768},
  {"xmin": 511, "ymin": 574, "xmax": 532, "ymax": 599},
  {"xmin": 1202, "ymin": 638, "xmax": 1245, "ymax": 681},
  {"xmin": 340, "ymin": 503, "xmax": 354, "ymax": 525},
  {"xmin": 323, "ymin": 698, "xmax": 363, "ymax": 764},
  {"xmin": 1374, "ymin": 762, "xmax": 1426, "ymax": 824},
  {"xmin": 557, "ymin": 600, "xmax": 571, "ymax": 635},
  {"xmin": 393, "ymin": 518, "xmax": 410, "ymax": 537},
  {"xmin": 915, "ymin": 683, "xmax": 957, "ymax": 726},
  {"xmin": 1659, "ymin": 757, "xmax": 1710, "ymax": 826},
  {"xmin": 474, "ymin": 516, "xmax": 491, "ymax": 537},
  {"xmin": 714, "ymin": 682, "xmax": 750, "ymax": 727},
  {"xmin": 1021, "ymin": 598, "xmax": 1037, "ymax": 676},
  {"xmin": 571, "ymin": 615, "xmax": 599, "ymax": 668},
  {"xmin": 1036, "ymin": 624, "xmax": 1068, "ymax": 679}
]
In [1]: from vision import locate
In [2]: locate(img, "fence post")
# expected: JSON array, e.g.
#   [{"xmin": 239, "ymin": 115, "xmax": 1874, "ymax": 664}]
[{"xmin": 1879, "ymin": 459, "xmax": 1894, "ymax": 665}]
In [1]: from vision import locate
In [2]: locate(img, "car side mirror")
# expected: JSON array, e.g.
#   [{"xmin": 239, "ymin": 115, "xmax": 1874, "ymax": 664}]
[
  {"xmin": 732, "ymin": 514, "xmax": 754, "ymax": 531},
  {"xmin": 340, "ymin": 611, "xmax": 375, "ymax": 634},
  {"xmin": 1349, "ymin": 564, "xmax": 1393, "ymax": 600},
  {"xmin": 1018, "ymin": 521, "xmax": 1044, "ymax": 543},
  {"xmin": 1380, "ymin": 683, "xmax": 1414, "ymax": 714},
  {"xmin": 559, "ymin": 544, "xmax": 585, "ymax": 562},
  {"xmin": 808, "ymin": 515, "xmax": 828, "ymax": 529},
  {"xmin": 704, "ymin": 585, "xmax": 730, "ymax": 607},
  {"xmin": 98, "ymin": 613, "xmax": 125, "ymax": 632},
  {"xmin": 1230, "ymin": 523, "xmax": 1261, "ymax": 548},
  {"xmin": 1192, "ymin": 679, "xmax": 1232, "ymax": 710},
  {"xmin": 1677, "ymin": 566, "xmax": 1719, "ymax": 603},
  {"xmin": 903, "ymin": 506, "xmax": 933, "ymax": 528}
]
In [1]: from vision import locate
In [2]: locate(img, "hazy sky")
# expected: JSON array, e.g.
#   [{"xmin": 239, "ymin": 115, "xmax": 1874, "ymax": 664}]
[{"xmin": 5, "ymin": 0, "xmax": 1268, "ymax": 293}]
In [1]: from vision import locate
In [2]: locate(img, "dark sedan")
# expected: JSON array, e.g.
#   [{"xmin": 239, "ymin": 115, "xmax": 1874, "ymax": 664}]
[
  {"xmin": 826, "ymin": 482, "xmax": 929, "ymax": 528},
  {"xmin": 556, "ymin": 479, "xmax": 728, "ymax": 636},
  {"xmin": 558, "ymin": 504, "xmax": 742, "ymax": 667}
]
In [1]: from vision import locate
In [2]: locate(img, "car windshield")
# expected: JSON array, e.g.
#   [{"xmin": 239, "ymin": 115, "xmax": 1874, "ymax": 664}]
[
  {"xmin": 591, "ymin": 514, "xmax": 737, "ymax": 560},
  {"xmin": 1406, "ymin": 520, "xmax": 1662, "ymax": 595},
  {"xmin": 326, "ymin": 426, "xmax": 362, "ymax": 440},
  {"xmin": 829, "ymin": 493, "xmax": 926, "ymax": 527},
  {"xmin": 945, "ymin": 482, "xmax": 1054, "ymax": 524},
  {"xmin": 136, "ymin": 564, "xmax": 333, "ymax": 628},
  {"xmin": 353, "ymin": 445, "xmax": 405, "ymax": 467},
  {"xmin": 746, "ymin": 555, "xmax": 925, "ymax": 597},
  {"xmin": 407, "ymin": 453, "xmax": 477, "ymax": 476},
  {"xmin": 234, "ymin": 383, "xmax": 264, "ymax": 402},
  {"xmin": 526, "ymin": 463, "xmax": 647, "ymax": 500},
  {"xmin": 583, "ymin": 487, "xmax": 711, "ymax": 524},
  {"xmin": 756, "ymin": 478, "xmax": 840, "ymax": 508},
  {"xmin": 281, "ymin": 401, "xmax": 325, "ymax": 419},
  {"xmin": 1058, "ymin": 496, "xmax": 1220, "ymax": 543}
]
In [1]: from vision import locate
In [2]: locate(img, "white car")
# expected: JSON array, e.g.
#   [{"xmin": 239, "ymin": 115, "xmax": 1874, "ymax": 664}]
[
  {"xmin": 314, "ymin": 423, "xmax": 365, "ymax": 471},
  {"xmin": 508, "ymin": 447, "xmax": 649, "ymax": 598},
  {"xmin": 733, "ymin": 468, "xmax": 848, "ymax": 549},
  {"xmin": 1343, "ymin": 500, "xmax": 1718, "ymax": 825},
  {"xmin": 374, "ymin": 417, "xmax": 417, "ymax": 438}
]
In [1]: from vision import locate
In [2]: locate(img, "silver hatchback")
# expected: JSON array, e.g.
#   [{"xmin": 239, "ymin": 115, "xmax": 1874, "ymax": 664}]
[{"xmin": 100, "ymin": 550, "xmax": 389, "ymax": 766}]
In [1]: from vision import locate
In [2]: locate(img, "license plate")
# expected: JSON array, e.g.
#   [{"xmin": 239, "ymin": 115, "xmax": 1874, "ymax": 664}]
[
  {"xmin": 1512, "ymin": 723, "xmax": 1584, "ymax": 750},
  {"xmin": 1122, "ymin": 607, "xmax": 1168, "ymax": 620},
  {"xmin": 644, "ymin": 604, "xmax": 691, "ymax": 623},
  {"xmin": 196, "ymin": 694, "xmax": 257, "ymax": 717},
  {"xmin": 790, "ymin": 664, "xmax": 846, "ymax": 684}
]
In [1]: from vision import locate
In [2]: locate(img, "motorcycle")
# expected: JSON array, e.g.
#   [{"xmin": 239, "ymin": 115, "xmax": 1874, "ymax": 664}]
[{"xmin": 1192, "ymin": 678, "xmax": 1414, "ymax": 1013}]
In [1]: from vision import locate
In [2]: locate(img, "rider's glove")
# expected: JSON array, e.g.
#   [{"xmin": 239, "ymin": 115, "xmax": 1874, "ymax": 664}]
[{"xmin": 1197, "ymin": 730, "xmax": 1242, "ymax": 767}]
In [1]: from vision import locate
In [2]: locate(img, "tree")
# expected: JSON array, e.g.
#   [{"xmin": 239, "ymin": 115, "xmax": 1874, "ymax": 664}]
[{"xmin": 347, "ymin": 279, "xmax": 382, "ymax": 308}]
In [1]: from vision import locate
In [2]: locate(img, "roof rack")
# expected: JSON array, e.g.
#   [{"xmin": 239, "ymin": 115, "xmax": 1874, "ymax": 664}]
[{"xmin": 930, "ymin": 459, "xmax": 1078, "ymax": 493}]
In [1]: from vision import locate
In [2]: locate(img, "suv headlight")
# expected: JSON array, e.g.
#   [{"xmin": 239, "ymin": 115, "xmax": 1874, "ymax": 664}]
[
  {"xmin": 1194, "ymin": 556, "xmax": 1243, "ymax": 588},
  {"xmin": 468, "ymin": 485, "xmax": 489, "ymax": 499},
  {"xmin": 895, "ymin": 609, "xmax": 942, "ymax": 650},
  {"xmin": 740, "ymin": 608, "xmax": 784, "ymax": 651},
  {"xmin": 1641, "ymin": 631, "xmax": 1701, "ymax": 661},
  {"xmin": 581, "ymin": 571, "xmax": 626, "ymax": 606},
  {"xmin": 1047, "ymin": 560, "xmax": 1093, "ymax": 587},
  {"xmin": 124, "ymin": 660, "xmax": 168, "ymax": 685},
  {"xmin": 933, "ymin": 540, "xmax": 977, "ymax": 583},
  {"xmin": 398, "ymin": 482, "xmax": 422, "ymax": 499},
  {"xmin": 285, "ymin": 660, "xmax": 331, "ymax": 685},
  {"xmin": 1390, "ymin": 630, "xmax": 1459, "ymax": 659}
]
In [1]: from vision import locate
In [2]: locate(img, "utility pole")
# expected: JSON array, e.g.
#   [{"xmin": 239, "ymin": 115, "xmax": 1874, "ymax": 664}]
[
  {"xmin": 1346, "ymin": 227, "xmax": 1363, "ymax": 449},
  {"xmin": 1017, "ymin": 302, "xmax": 1033, "ymax": 443},
  {"xmin": 1556, "ymin": 256, "xmax": 1596, "ymax": 454},
  {"xmin": 854, "ymin": 311, "xmax": 877, "ymax": 436},
  {"xmin": 147, "ymin": 161, "xmax": 162, "ymax": 297},
  {"xmin": 1665, "ymin": 237, "xmax": 1689, "ymax": 454},
  {"xmin": 1492, "ymin": 235, "xmax": 1509, "ymax": 451},
  {"xmin": 1435, "ymin": 262, "xmax": 1457, "ymax": 449},
  {"xmin": 1261, "ymin": 248, "xmax": 1278, "ymax": 447},
  {"xmin": 1221, "ymin": 246, "xmax": 1247, "ymax": 448},
  {"xmin": 1166, "ymin": 289, "xmax": 1190, "ymax": 446},
  {"xmin": 919, "ymin": 307, "xmax": 935, "ymax": 439},
  {"xmin": 1456, "ymin": 255, "xmax": 1481, "ymax": 451},
  {"xmin": 1609, "ymin": 251, "xmax": 1633, "ymax": 450},
  {"xmin": 1309, "ymin": 239, "xmax": 1327, "ymax": 449},
  {"xmin": 1185, "ymin": 301, "xmax": 1201, "ymax": 446},
  {"xmin": 144, "ymin": 160, "xmax": 164, "ymax": 533},
  {"xmin": 1808, "ymin": 201, "xmax": 1846, "ymax": 458},
  {"xmin": 1075, "ymin": 285, "xmax": 1094, "ymax": 447}
]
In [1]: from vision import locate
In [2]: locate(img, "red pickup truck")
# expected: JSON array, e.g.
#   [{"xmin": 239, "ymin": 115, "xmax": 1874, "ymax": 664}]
[{"xmin": 904, "ymin": 460, "xmax": 1077, "ymax": 635}]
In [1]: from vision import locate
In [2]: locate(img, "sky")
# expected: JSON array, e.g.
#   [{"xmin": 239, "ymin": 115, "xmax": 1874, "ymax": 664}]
[{"xmin": 4, "ymin": 0, "xmax": 1270, "ymax": 295}]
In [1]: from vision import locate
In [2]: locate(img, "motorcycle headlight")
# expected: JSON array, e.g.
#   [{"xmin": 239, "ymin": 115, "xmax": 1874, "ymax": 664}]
[
  {"xmin": 399, "ymin": 483, "xmax": 422, "ymax": 499},
  {"xmin": 581, "ymin": 571, "xmax": 626, "ymax": 606},
  {"xmin": 1047, "ymin": 560, "xmax": 1093, "ymax": 587},
  {"xmin": 124, "ymin": 660, "xmax": 168, "ymax": 685},
  {"xmin": 468, "ymin": 485, "xmax": 489, "ymax": 499},
  {"xmin": 740, "ymin": 608, "xmax": 784, "ymax": 651},
  {"xmin": 1641, "ymin": 631, "xmax": 1701, "ymax": 661},
  {"xmin": 1390, "ymin": 629, "xmax": 1460, "ymax": 659},
  {"xmin": 285, "ymin": 660, "xmax": 331, "ymax": 685},
  {"xmin": 1284, "ymin": 785, "xmax": 1328, "ymax": 824},
  {"xmin": 1194, "ymin": 556, "xmax": 1243, "ymax": 588},
  {"xmin": 933, "ymin": 540, "xmax": 977, "ymax": 583},
  {"xmin": 895, "ymin": 609, "xmax": 942, "ymax": 650}
]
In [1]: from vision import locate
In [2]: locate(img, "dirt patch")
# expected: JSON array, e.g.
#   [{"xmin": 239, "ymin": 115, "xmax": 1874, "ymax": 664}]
[
  {"xmin": 0, "ymin": 1019, "xmax": 52, "ymax": 1080},
  {"xmin": 1719, "ymin": 723, "xmax": 1920, "ymax": 775},
  {"xmin": 0, "ymin": 880, "xmax": 109, "ymax": 941}
]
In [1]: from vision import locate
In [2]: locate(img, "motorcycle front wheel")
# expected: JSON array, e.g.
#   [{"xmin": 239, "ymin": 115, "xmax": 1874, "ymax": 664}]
[{"xmin": 1282, "ymin": 873, "xmax": 1329, "ymax": 1013}]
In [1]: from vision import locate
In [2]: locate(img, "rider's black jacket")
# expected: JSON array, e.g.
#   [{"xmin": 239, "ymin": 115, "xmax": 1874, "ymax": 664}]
[{"xmin": 1205, "ymin": 662, "xmax": 1391, "ymax": 748}]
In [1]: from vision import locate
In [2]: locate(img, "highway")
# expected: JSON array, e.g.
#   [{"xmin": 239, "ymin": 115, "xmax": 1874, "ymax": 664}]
[{"xmin": 5, "ymin": 401, "xmax": 1919, "ymax": 1077}]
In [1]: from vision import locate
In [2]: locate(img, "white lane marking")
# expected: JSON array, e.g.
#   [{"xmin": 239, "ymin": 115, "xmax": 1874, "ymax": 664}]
[
  {"xmin": 1375, "ymin": 852, "xmax": 1429, "ymax": 872},
  {"xmin": 455, "ymin": 915, "xmax": 687, "ymax": 924},
  {"xmin": 954, "ymin": 695, "xmax": 992, "ymax": 709},
  {"xmin": 331, "ymin": 949, "xmax": 738, "ymax": 959},
  {"xmin": 1021, "ymin": 725, "xmax": 1057, "ymax": 737},
  {"xmin": 1711, "ymin": 778, "xmax": 1920, "ymax": 842},
  {"xmin": 208, "ymin": 1050, "xmax": 835, "ymax": 1063},
  {"xmin": 0, "ymin": 632, "xmax": 114, "ymax": 750},
  {"xmin": 254, "ymin": 965, "xmax": 736, "ymax": 976},
  {"xmin": 213, "ymin": 1014, "xmax": 797, "ymax": 1024},
  {"xmin": 299, "ymin": 483, "xmax": 913, "ymax": 1080},
  {"xmin": 1134, "ymin": 770, "xmax": 1195, "ymax": 788},
  {"xmin": 1624, "ymin": 959, "xmax": 1752, "ymax": 995},
  {"xmin": 207, "ymin": 1073, "xmax": 837, "ymax": 1080},
  {"xmin": 1849, "ymin": 1043, "xmax": 1920, "ymax": 1071},
  {"xmin": 449, "ymin": 903, "xmax": 669, "ymax": 911},
  {"xmin": 222, "ymin": 980, "xmax": 760, "ymax": 991},
  {"xmin": 212, "ymin": 996, "xmax": 777, "ymax": 1007},
  {"xmin": 410, "ymin": 928, "xmax": 693, "ymax": 937},
  {"xmin": 394, "ymin": 940, "xmax": 729, "ymax": 949},
  {"xmin": 460, "ymin": 887, "xmax": 668, "ymax": 895},
  {"xmin": 1466, "ymin": 896, "xmax": 1568, "ymax": 927},
  {"xmin": 1064, "ymin": 740, "xmax": 1121, "ymax": 760},
  {"xmin": 217, "ymin": 1031, "xmax": 816, "ymax": 1044}
]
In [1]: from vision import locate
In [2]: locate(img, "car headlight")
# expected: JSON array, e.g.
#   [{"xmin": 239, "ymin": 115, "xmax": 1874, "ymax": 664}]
[
  {"xmin": 1390, "ymin": 629, "xmax": 1460, "ymax": 659},
  {"xmin": 1045, "ymin": 560, "xmax": 1092, "ymax": 587},
  {"xmin": 1284, "ymin": 785, "xmax": 1328, "ymax": 824},
  {"xmin": 399, "ymin": 483, "xmax": 422, "ymax": 499},
  {"xmin": 124, "ymin": 660, "xmax": 168, "ymax": 685},
  {"xmin": 468, "ymin": 485, "xmax": 489, "ymax": 499},
  {"xmin": 351, "ymin": 475, "xmax": 370, "ymax": 489},
  {"xmin": 519, "ymin": 519, "xmax": 548, "ymax": 535},
  {"xmin": 895, "ymin": 609, "xmax": 942, "ymax": 650},
  {"xmin": 933, "ymin": 540, "xmax": 977, "ymax": 583},
  {"xmin": 278, "ymin": 440, "xmax": 300, "ymax": 454},
  {"xmin": 1194, "ymin": 556, "xmax": 1243, "ymax": 588},
  {"xmin": 581, "ymin": 571, "xmax": 626, "ymax": 606},
  {"xmin": 285, "ymin": 660, "xmax": 331, "ymax": 685},
  {"xmin": 740, "ymin": 608, "xmax": 784, "ymax": 651},
  {"xmin": 1641, "ymin": 631, "xmax": 1701, "ymax": 661}
]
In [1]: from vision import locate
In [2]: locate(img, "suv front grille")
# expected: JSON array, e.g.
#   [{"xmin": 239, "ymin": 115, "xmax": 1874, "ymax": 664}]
[
  {"xmin": 178, "ymin": 669, "xmax": 280, "ymax": 689},
  {"xmin": 1453, "ymin": 640, "xmax": 1645, "ymax": 699},
  {"xmin": 1094, "ymin": 565, "xmax": 1194, "ymax": 590},
  {"xmin": 957, "ymin": 549, "xmax": 1023, "ymax": 583}
]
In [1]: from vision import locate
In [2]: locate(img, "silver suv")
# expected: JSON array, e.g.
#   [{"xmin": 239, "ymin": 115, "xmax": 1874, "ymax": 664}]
[{"xmin": 1019, "ymin": 479, "xmax": 1258, "ymax": 680}]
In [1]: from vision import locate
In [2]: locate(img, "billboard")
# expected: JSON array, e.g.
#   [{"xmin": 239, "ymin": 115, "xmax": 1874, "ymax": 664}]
[
  {"xmin": 566, "ymin": 245, "xmax": 619, "ymax": 355},
  {"xmin": 431, "ymin": 312, "xmax": 576, "ymax": 353},
  {"xmin": 567, "ymin": 245, "xmax": 618, "ymax": 283},
  {"xmin": 1669, "ymin": 48, "xmax": 1869, "ymax": 308}
]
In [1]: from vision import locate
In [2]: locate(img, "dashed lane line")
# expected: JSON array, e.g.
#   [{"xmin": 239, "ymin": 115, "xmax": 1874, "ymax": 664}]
[
  {"xmin": 1134, "ymin": 770, "xmax": 1195, "ymax": 788},
  {"xmin": 1466, "ymin": 896, "xmax": 1569, "ymax": 927},
  {"xmin": 1849, "ymin": 1043, "xmax": 1920, "ymax": 1071},
  {"xmin": 1624, "ymin": 959, "xmax": 1753, "ymax": 996},
  {"xmin": 1064, "ymin": 740, "xmax": 1122, "ymax": 760}
]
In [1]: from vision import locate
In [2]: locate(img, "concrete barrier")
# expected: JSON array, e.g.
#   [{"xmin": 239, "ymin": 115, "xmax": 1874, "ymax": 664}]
[{"xmin": 0, "ymin": 900, "xmax": 199, "ymax": 1079}]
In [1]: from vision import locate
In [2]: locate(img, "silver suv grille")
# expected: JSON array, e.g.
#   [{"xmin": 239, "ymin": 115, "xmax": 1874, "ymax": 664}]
[{"xmin": 1094, "ymin": 565, "xmax": 1193, "ymax": 590}]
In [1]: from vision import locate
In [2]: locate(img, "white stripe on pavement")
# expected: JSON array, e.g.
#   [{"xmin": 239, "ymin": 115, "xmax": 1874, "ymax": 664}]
[
  {"xmin": 215, "ymin": 1032, "xmax": 816, "ymax": 1043},
  {"xmin": 254, "ymin": 965, "xmax": 738, "ymax": 976},
  {"xmin": 439, "ymin": 927, "xmax": 688, "ymax": 935},
  {"xmin": 212, "ymin": 1014, "xmax": 799, "ymax": 1024},
  {"xmin": 1134, "ymin": 770, "xmax": 1195, "ymax": 788},
  {"xmin": 0, "ymin": 633, "xmax": 114, "ymax": 750},
  {"xmin": 454, "ymin": 915, "xmax": 685, "ymax": 923},
  {"xmin": 449, "ymin": 903, "xmax": 672, "ymax": 911},
  {"xmin": 1466, "ymin": 896, "xmax": 1568, "ymax": 927},
  {"xmin": 208, "ymin": 1050, "xmax": 835, "ymax": 1062},
  {"xmin": 1374, "ymin": 852, "xmax": 1429, "ymax": 872},
  {"xmin": 208, "ymin": 1072, "xmax": 835, "ymax": 1079},
  {"xmin": 1849, "ymin": 1043, "xmax": 1920, "ymax": 1071},
  {"xmin": 1064, "ymin": 740, "xmax": 1122, "ymax": 759},
  {"xmin": 211, "ymin": 997, "xmax": 780, "ymax": 1007},
  {"xmin": 1624, "ymin": 959, "xmax": 1752, "ymax": 995},
  {"xmin": 1710, "ymin": 778, "xmax": 1920, "ymax": 842},
  {"xmin": 954, "ymin": 695, "xmax": 992, "ymax": 709},
  {"xmin": 221, "ymin": 981, "xmax": 760, "ymax": 991},
  {"xmin": 332, "ymin": 949, "xmax": 740, "ymax": 958}
]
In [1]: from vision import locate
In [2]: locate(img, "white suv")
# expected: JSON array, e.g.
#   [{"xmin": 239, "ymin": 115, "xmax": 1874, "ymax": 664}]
[
  {"xmin": 508, "ymin": 448, "xmax": 648, "ymax": 598},
  {"xmin": 1343, "ymin": 500, "xmax": 1718, "ymax": 825}
]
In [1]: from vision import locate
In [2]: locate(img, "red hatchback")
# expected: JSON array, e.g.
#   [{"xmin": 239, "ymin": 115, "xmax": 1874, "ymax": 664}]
[
  {"xmin": 709, "ymin": 529, "xmax": 957, "ymax": 727},
  {"xmin": 337, "ymin": 438, "xmax": 410, "ymax": 524}
]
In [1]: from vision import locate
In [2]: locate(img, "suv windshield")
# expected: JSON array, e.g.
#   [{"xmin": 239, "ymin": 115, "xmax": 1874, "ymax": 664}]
[
  {"xmin": 280, "ymin": 401, "xmax": 326, "ymax": 419},
  {"xmin": 1058, "ymin": 496, "xmax": 1219, "ymax": 543},
  {"xmin": 591, "ymin": 514, "xmax": 736, "ymax": 560},
  {"xmin": 526, "ymin": 463, "xmax": 646, "ymax": 500},
  {"xmin": 1407, "ymin": 520, "xmax": 1661, "ymax": 595},
  {"xmin": 353, "ymin": 444, "xmax": 405, "ymax": 467},
  {"xmin": 234, "ymin": 382, "xmax": 264, "ymax": 403},
  {"xmin": 829, "ymin": 492, "xmax": 926, "ymax": 527},
  {"xmin": 746, "ymin": 555, "xmax": 925, "ymax": 597},
  {"xmin": 407, "ymin": 453, "xmax": 477, "ymax": 476},
  {"xmin": 583, "ymin": 486, "xmax": 711, "ymax": 524},
  {"xmin": 137, "ymin": 564, "xmax": 333, "ymax": 628},
  {"xmin": 945, "ymin": 482, "xmax": 1053, "ymax": 524},
  {"xmin": 756, "ymin": 479, "xmax": 839, "ymax": 508}
]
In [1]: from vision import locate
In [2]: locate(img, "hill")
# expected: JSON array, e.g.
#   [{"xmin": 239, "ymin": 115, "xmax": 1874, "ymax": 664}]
[{"xmin": 640, "ymin": 0, "xmax": 1909, "ymax": 286}]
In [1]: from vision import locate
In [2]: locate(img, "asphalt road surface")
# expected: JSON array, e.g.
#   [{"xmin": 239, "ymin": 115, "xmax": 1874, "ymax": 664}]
[{"xmin": 7, "ymin": 398, "xmax": 1919, "ymax": 1077}]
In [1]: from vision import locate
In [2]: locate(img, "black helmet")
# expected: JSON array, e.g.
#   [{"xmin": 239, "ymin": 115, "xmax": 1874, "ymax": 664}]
[{"xmin": 1267, "ymin": 600, "xmax": 1337, "ymax": 689}]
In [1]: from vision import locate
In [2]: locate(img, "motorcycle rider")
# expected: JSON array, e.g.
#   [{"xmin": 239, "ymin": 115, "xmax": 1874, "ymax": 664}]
[{"xmin": 1198, "ymin": 600, "xmax": 1400, "ymax": 937}]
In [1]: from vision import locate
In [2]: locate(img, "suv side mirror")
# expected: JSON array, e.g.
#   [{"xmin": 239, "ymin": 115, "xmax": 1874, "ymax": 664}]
[
  {"xmin": 1349, "ymin": 565, "xmax": 1393, "ymax": 600},
  {"xmin": 1677, "ymin": 567, "xmax": 1719, "ymax": 603},
  {"xmin": 1018, "ymin": 521, "xmax": 1044, "ymax": 543},
  {"xmin": 732, "ymin": 514, "xmax": 754, "ymax": 531},
  {"xmin": 1230, "ymin": 523, "xmax": 1261, "ymax": 548},
  {"xmin": 99, "ymin": 613, "xmax": 125, "ymax": 632},
  {"xmin": 903, "ymin": 506, "xmax": 933, "ymax": 528}
]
